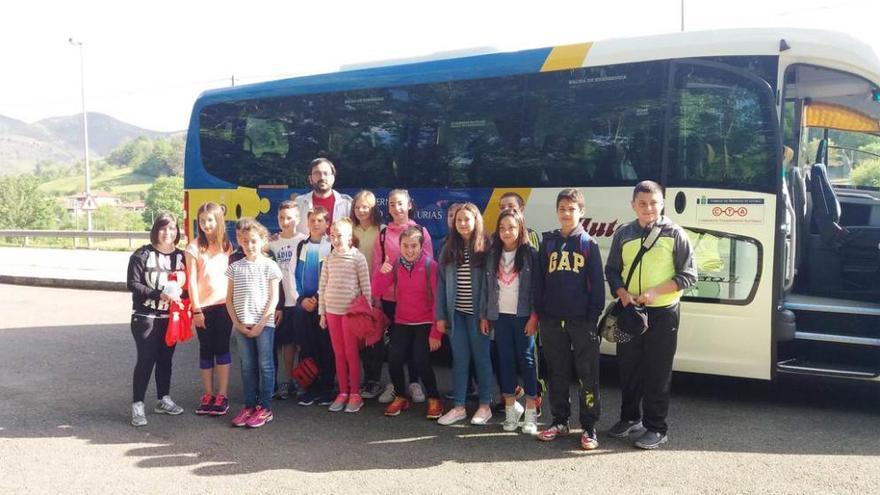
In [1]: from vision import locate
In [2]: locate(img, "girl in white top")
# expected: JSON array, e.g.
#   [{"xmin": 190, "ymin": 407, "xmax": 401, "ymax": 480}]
[{"xmin": 225, "ymin": 218, "xmax": 282, "ymax": 429}]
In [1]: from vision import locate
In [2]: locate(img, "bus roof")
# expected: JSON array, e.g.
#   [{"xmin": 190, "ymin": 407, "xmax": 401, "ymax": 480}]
[{"xmin": 192, "ymin": 28, "xmax": 880, "ymax": 108}]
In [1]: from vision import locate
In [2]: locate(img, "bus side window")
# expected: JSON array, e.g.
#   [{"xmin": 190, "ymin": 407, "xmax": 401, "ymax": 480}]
[{"xmin": 669, "ymin": 63, "xmax": 776, "ymax": 193}]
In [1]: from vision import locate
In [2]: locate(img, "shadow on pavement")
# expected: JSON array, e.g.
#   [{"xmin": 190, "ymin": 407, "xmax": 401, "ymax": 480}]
[{"xmin": 1, "ymin": 322, "xmax": 879, "ymax": 477}]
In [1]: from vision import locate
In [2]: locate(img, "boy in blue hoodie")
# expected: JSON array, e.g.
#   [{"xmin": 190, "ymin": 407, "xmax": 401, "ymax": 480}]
[{"xmin": 535, "ymin": 188, "xmax": 605, "ymax": 450}]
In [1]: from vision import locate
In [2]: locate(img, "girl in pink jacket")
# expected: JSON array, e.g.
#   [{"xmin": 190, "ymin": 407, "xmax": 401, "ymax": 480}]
[
  {"xmin": 372, "ymin": 226, "xmax": 443, "ymax": 419},
  {"xmin": 371, "ymin": 188, "xmax": 434, "ymax": 402}
]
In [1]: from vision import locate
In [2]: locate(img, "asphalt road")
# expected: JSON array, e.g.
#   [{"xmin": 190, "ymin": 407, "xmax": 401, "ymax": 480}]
[{"xmin": 1, "ymin": 284, "xmax": 879, "ymax": 494}]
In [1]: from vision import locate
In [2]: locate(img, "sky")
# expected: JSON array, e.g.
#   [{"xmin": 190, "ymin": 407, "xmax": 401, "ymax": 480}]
[{"xmin": 1, "ymin": 0, "xmax": 879, "ymax": 132}]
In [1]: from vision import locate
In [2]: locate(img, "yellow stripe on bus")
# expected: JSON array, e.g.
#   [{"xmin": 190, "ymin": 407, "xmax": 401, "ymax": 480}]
[
  {"xmin": 188, "ymin": 187, "xmax": 271, "ymax": 222},
  {"xmin": 483, "ymin": 188, "xmax": 533, "ymax": 233},
  {"xmin": 540, "ymin": 43, "xmax": 593, "ymax": 72}
]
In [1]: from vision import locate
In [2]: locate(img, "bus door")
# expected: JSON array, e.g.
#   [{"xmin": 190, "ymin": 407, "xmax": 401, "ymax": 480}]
[{"xmin": 662, "ymin": 59, "xmax": 782, "ymax": 379}]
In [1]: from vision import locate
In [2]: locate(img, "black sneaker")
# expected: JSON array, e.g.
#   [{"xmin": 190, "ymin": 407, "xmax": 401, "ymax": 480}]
[
  {"xmin": 297, "ymin": 391, "xmax": 317, "ymax": 406},
  {"xmin": 317, "ymin": 393, "xmax": 335, "ymax": 406},
  {"xmin": 210, "ymin": 394, "xmax": 229, "ymax": 416},
  {"xmin": 361, "ymin": 382, "xmax": 383, "ymax": 399},
  {"xmin": 634, "ymin": 430, "xmax": 668, "ymax": 450},
  {"xmin": 608, "ymin": 419, "xmax": 645, "ymax": 438},
  {"xmin": 580, "ymin": 427, "xmax": 599, "ymax": 450}
]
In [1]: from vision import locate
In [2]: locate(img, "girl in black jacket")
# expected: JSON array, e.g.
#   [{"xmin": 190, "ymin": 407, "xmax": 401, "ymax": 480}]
[{"xmin": 127, "ymin": 212, "xmax": 187, "ymax": 427}]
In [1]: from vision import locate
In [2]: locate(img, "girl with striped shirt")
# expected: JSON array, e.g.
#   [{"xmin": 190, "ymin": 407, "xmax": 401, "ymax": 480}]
[
  {"xmin": 319, "ymin": 218, "xmax": 372, "ymax": 413},
  {"xmin": 225, "ymin": 218, "xmax": 282, "ymax": 428},
  {"xmin": 435, "ymin": 203, "xmax": 493, "ymax": 426}
]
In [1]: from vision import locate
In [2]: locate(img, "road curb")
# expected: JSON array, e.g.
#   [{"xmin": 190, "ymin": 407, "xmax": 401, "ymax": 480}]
[{"xmin": 0, "ymin": 275, "xmax": 127, "ymax": 292}]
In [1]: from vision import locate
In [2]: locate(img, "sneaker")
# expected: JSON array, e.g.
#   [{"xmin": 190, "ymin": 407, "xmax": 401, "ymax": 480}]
[
  {"xmin": 502, "ymin": 401, "xmax": 525, "ymax": 432},
  {"xmin": 274, "ymin": 382, "xmax": 291, "ymax": 400},
  {"xmin": 131, "ymin": 401, "xmax": 147, "ymax": 427},
  {"xmin": 154, "ymin": 395, "xmax": 184, "ymax": 415},
  {"xmin": 231, "ymin": 407, "xmax": 254, "ymax": 427},
  {"xmin": 384, "ymin": 397, "xmax": 411, "ymax": 416},
  {"xmin": 634, "ymin": 430, "xmax": 668, "ymax": 450},
  {"xmin": 245, "ymin": 406, "xmax": 273, "ymax": 428},
  {"xmin": 378, "ymin": 384, "xmax": 396, "ymax": 404},
  {"xmin": 195, "ymin": 394, "xmax": 214, "ymax": 415},
  {"xmin": 608, "ymin": 419, "xmax": 645, "ymax": 439},
  {"xmin": 297, "ymin": 391, "xmax": 317, "ymax": 406},
  {"xmin": 345, "ymin": 394, "xmax": 364, "ymax": 413},
  {"xmin": 437, "ymin": 407, "xmax": 467, "ymax": 426},
  {"xmin": 328, "ymin": 393, "xmax": 349, "ymax": 412},
  {"xmin": 470, "ymin": 408, "xmax": 492, "ymax": 425},
  {"xmin": 537, "ymin": 423, "xmax": 570, "ymax": 442},
  {"xmin": 521, "ymin": 408, "xmax": 538, "ymax": 435},
  {"xmin": 408, "ymin": 382, "xmax": 426, "ymax": 403},
  {"xmin": 426, "ymin": 398, "xmax": 443, "ymax": 419},
  {"xmin": 580, "ymin": 427, "xmax": 599, "ymax": 450},
  {"xmin": 361, "ymin": 382, "xmax": 383, "ymax": 399},
  {"xmin": 210, "ymin": 395, "xmax": 229, "ymax": 416},
  {"xmin": 317, "ymin": 393, "xmax": 335, "ymax": 406}
]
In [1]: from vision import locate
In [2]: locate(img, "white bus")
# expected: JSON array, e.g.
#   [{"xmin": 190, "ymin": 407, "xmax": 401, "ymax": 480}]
[{"xmin": 185, "ymin": 28, "xmax": 880, "ymax": 381}]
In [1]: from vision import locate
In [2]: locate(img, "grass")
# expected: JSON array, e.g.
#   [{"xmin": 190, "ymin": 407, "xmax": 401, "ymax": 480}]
[{"xmin": 38, "ymin": 166, "xmax": 156, "ymax": 198}]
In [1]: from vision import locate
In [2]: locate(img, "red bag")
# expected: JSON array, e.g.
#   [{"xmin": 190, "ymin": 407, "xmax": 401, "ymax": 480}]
[
  {"xmin": 343, "ymin": 295, "xmax": 383, "ymax": 346},
  {"xmin": 291, "ymin": 357, "xmax": 319, "ymax": 388},
  {"xmin": 165, "ymin": 298, "xmax": 193, "ymax": 347}
]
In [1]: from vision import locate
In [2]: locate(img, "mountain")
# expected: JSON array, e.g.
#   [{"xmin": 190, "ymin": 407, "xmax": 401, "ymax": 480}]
[{"xmin": 0, "ymin": 112, "xmax": 171, "ymax": 175}]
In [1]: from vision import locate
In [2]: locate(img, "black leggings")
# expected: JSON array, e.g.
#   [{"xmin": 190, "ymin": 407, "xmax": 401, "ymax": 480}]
[
  {"xmin": 131, "ymin": 314, "xmax": 176, "ymax": 403},
  {"xmin": 196, "ymin": 304, "xmax": 232, "ymax": 369},
  {"xmin": 388, "ymin": 323, "xmax": 438, "ymax": 399}
]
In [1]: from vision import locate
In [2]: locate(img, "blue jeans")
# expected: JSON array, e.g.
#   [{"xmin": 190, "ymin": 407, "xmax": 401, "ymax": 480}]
[
  {"xmin": 494, "ymin": 314, "xmax": 538, "ymax": 398},
  {"xmin": 234, "ymin": 326, "xmax": 275, "ymax": 409},
  {"xmin": 451, "ymin": 310, "xmax": 493, "ymax": 406}
]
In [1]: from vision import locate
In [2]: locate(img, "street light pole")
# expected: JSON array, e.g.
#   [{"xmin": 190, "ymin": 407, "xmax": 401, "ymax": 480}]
[
  {"xmin": 69, "ymin": 37, "xmax": 93, "ymax": 247},
  {"xmin": 681, "ymin": 0, "xmax": 685, "ymax": 32}
]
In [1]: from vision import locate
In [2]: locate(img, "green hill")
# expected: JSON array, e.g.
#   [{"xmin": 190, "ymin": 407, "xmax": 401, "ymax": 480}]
[{"xmin": 39, "ymin": 165, "xmax": 156, "ymax": 197}]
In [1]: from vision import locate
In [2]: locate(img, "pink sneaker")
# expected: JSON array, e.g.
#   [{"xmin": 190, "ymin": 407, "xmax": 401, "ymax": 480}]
[
  {"xmin": 345, "ymin": 394, "xmax": 364, "ymax": 413},
  {"xmin": 328, "ymin": 393, "xmax": 349, "ymax": 412},
  {"xmin": 245, "ymin": 406, "xmax": 273, "ymax": 428},
  {"xmin": 231, "ymin": 407, "xmax": 254, "ymax": 427}
]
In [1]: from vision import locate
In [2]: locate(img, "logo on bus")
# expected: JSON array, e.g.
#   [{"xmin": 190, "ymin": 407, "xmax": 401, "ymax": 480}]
[
  {"xmin": 581, "ymin": 218, "xmax": 618, "ymax": 237},
  {"xmin": 711, "ymin": 207, "xmax": 748, "ymax": 217}
]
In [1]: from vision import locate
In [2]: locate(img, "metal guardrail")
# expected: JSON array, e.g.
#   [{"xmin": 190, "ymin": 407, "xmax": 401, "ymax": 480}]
[{"xmin": 0, "ymin": 230, "xmax": 151, "ymax": 248}]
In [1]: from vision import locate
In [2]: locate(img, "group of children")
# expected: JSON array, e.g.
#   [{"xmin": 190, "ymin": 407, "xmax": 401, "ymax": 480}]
[{"xmin": 132, "ymin": 179, "xmax": 695, "ymax": 451}]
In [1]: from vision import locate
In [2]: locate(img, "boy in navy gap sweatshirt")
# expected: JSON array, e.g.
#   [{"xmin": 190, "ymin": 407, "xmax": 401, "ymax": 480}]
[{"xmin": 535, "ymin": 188, "xmax": 605, "ymax": 450}]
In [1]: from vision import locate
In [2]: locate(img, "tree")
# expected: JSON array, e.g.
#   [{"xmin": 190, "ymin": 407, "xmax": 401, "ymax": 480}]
[
  {"xmin": 143, "ymin": 176, "xmax": 184, "ymax": 225},
  {"xmin": 93, "ymin": 204, "xmax": 147, "ymax": 231},
  {"xmin": 107, "ymin": 137, "xmax": 154, "ymax": 168},
  {"xmin": 0, "ymin": 175, "xmax": 56, "ymax": 229}
]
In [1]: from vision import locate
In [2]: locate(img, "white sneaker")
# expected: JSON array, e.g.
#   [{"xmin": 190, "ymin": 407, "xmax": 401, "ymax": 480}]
[
  {"xmin": 409, "ymin": 382, "xmax": 426, "ymax": 403},
  {"xmin": 154, "ymin": 395, "xmax": 184, "ymax": 415},
  {"xmin": 521, "ymin": 408, "xmax": 538, "ymax": 435},
  {"xmin": 378, "ymin": 383, "xmax": 396, "ymax": 404},
  {"xmin": 437, "ymin": 407, "xmax": 467, "ymax": 426},
  {"xmin": 131, "ymin": 401, "xmax": 147, "ymax": 427},
  {"xmin": 502, "ymin": 401, "xmax": 525, "ymax": 432}
]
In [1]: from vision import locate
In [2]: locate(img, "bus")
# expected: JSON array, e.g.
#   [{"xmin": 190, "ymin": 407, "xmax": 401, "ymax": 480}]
[{"xmin": 184, "ymin": 28, "xmax": 880, "ymax": 382}]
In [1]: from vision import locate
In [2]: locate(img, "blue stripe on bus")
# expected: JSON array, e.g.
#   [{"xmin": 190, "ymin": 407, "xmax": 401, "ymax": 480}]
[
  {"xmin": 250, "ymin": 187, "xmax": 495, "ymax": 260},
  {"xmin": 193, "ymin": 47, "xmax": 554, "ymax": 108}
]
